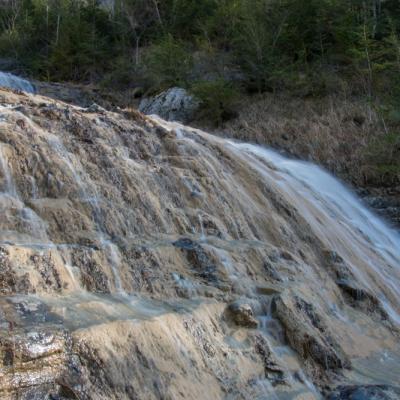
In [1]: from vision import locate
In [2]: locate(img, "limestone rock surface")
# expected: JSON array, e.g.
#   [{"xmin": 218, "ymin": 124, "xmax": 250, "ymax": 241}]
[{"xmin": 0, "ymin": 87, "xmax": 399, "ymax": 399}]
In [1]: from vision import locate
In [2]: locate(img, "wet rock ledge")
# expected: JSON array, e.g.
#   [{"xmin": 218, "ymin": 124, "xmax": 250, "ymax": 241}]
[{"xmin": 0, "ymin": 87, "xmax": 399, "ymax": 399}]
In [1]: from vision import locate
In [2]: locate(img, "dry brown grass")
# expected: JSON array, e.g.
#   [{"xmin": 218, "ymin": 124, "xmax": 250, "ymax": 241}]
[
  {"xmin": 214, "ymin": 93, "xmax": 389, "ymax": 187},
  {"xmin": 123, "ymin": 107, "xmax": 149, "ymax": 124}
]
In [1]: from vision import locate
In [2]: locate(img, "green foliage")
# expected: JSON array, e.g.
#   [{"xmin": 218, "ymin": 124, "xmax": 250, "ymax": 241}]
[
  {"xmin": 1, "ymin": 0, "xmax": 400, "ymax": 118},
  {"xmin": 387, "ymin": 109, "xmax": 400, "ymax": 125},
  {"xmin": 1, "ymin": 0, "xmax": 400, "ymax": 187},
  {"xmin": 143, "ymin": 34, "xmax": 192, "ymax": 89},
  {"xmin": 0, "ymin": 0, "xmax": 117, "ymax": 81},
  {"xmin": 365, "ymin": 131, "xmax": 400, "ymax": 184},
  {"xmin": 190, "ymin": 79, "xmax": 239, "ymax": 125},
  {"xmin": 159, "ymin": 0, "xmax": 217, "ymax": 39},
  {"xmin": 101, "ymin": 56, "xmax": 138, "ymax": 89}
]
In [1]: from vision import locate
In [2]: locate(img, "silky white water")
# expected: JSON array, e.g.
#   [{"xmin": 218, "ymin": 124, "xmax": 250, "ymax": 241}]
[
  {"xmin": 227, "ymin": 142, "xmax": 400, "ymax": 323},
  {"xmin": 153, "ymin": 116, "xmax": 400, "ymax": 326},
  {"xmin": 0, "ymin": 71, "xmax": 35, "ymax": 93},
  {"xmin": 0, "ymin": 144, "xmax": 49, "ymax": 244},
  {"xmin": 47, "ymin": 132, "xmax": 125, "ymax": 292}
]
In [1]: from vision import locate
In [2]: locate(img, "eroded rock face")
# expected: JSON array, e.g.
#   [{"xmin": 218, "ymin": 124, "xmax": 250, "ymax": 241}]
[
  {"xmin": 0, "ymin": 87, "xmax": 399, "ymax": 399},
  {"xmin": 327, "ymin": 385, "xmax": 400, "ymax": 400},
  {"xmin": 275, "ymin": 294, "xmax": 350, "ymax": 372},
  {"xmin": 139, "ymin": 87, "xmax": 199, "ymax": 122}
]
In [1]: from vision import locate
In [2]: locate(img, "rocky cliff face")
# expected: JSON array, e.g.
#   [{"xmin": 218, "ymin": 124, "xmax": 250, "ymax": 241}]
[{"xmin": 0, "ymin": 87, "xmax": 399, "ymax": 399}]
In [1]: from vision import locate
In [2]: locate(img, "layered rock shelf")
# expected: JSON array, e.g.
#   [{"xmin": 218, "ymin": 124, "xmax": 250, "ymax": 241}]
[{"xmin": 0, "ymin": 87, "xmax": 399, "ymax": 399}]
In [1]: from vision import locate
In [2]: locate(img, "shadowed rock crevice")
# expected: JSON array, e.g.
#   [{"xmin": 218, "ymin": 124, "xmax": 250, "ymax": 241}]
[
  {"xmin": 275, "ymin": 294, "xmax": 350, "ymax": 374},
  {"xmin": 327, "ymin": 385, "xmax": 400, "ymax": 400},
  {"xmin": 323, "ymin": 250, "xmax": 392, "ymax": 325}
]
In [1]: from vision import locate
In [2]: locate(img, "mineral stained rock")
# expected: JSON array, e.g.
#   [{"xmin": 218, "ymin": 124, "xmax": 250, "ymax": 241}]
[{"xmin": 0, "ymin": 87, "xmax": 399, "ymax": 399}]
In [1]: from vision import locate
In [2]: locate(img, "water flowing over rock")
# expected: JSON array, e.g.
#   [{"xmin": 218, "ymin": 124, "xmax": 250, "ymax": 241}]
[
  {"xmin": 0, "ymin": 72, "xmax": 35, "ymax": 94},
  {"xmin": 0, "ymin": 87, "xmax": 399, "ymax": 399}
]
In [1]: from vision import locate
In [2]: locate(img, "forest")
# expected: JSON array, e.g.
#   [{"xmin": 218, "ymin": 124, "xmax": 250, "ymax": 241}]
[
  {"xmin": 0, "ymin": 0, "xmax": 399, "ymax": 181},
  {"xmin": 0, "ymin": 1, "xmax": 398, "ymax": 94}
]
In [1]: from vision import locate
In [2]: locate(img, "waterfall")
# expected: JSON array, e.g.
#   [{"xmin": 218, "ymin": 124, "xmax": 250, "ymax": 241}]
[
  {"xmin": 154, "ymin": 117, "xmax": 400, "ymax": 325},
  {"xmin": 229, "ymin": 143, "xmax": 400, "ymax": 261},
  {"xmin": 47, "ymin": 133, "xmax": 125, "ymax": 293},
  {"xmin": 226, "ymin": 142, "xmax": 400, "ymax": 323},
  {"xmin": 1, "ymin": 93, "xmax": 400, "ymax": 399},
  {"xmin": 256, "ymin": 294, "xmax": 322, "ymax": 398},
  {"xmin": 0, "ymin": 144, "xmax": 48, "ymax": 244},
  {"xmin": 0, "ymin": 71, "xmax": 35, "ymax": 94},
  {"xmin": 0, "ymin": 145, "xmax": 17, "ymax": 197}
]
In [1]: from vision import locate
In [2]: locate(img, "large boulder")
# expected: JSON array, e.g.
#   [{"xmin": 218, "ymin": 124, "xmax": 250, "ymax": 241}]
[
  {"xmin": 327, "ymin": 385, "xmax": 400, "ymax": 400},
  {"xmin": 139, "ymin": 87, "xmax": 199, "ymax": 123}
]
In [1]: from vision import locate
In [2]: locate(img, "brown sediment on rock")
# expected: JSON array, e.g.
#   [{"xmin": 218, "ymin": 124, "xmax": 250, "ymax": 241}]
[{"xmin": 0, "ymin": 88, "xmax": 399, "ymax": 398}]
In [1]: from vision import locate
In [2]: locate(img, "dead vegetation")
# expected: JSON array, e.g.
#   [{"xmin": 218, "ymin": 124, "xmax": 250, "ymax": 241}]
[{"xmin": 217, "ymin": 93, "xmax": 397, "ymax": 187}]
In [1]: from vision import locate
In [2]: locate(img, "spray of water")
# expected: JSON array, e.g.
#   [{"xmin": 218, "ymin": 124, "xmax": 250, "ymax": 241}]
[{"xmin": 0, "ymin": 71, "xmax": 35, "ymax": 94}]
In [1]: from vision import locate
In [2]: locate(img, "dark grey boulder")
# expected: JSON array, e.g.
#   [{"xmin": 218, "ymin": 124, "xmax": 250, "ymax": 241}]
[{"xmin": 327, "ymin": 385, "xmax": 400, "ymax": 400}]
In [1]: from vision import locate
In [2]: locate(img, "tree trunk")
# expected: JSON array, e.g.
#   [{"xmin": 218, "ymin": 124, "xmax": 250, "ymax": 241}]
[
  {"xmin": 135, "ymin": 36, "xmax": 141, "ymax": 65},
  {"xmin": 56, "ymin": 14, "xmax": 60, "ymax": 45},
  {"xmin": 152, "ymin": 0, "xmax": 163, "ymax": 26}
]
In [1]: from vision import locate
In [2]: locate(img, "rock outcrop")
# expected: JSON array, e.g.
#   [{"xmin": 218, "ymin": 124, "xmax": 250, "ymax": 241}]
[
  {"xmin": 139, "ymin": 87, "xmax": 199, "ymax": 122},
  {"xmin": 327, "ymin": 385, "xmax": 400, "ymax": 400}
]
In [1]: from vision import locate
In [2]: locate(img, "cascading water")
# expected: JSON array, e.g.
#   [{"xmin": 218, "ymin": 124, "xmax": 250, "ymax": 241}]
[
  {"xmin": 47, "ymin": 133, "xmax": 124, "ymax": 292},
  {"xmin": 226, "ymin": 142, "xmax": 400, "ymax": 323},
  {"xmin": 155, "ymin": 117, "xmax": 400, "ymax": 324},
  {"xmin": 0, "ymin": 144, "xmax": 49, "ymax": 244},
  {"xmin": 0, "ymin": 145, "xmax": 16, "ymax": 196},
  {"xmin": 0, "ymin": 91, "xmax": 400, "ymax": 399},
  {"xmin": 255, "ymin": 295, "xmax": 322, "ymax": 399},
  {"xmin": 0, "ymin": 71, "xmax": 35, "ymax": 93}
]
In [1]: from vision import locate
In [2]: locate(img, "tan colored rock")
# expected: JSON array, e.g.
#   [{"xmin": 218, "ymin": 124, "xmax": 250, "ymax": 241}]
[
  {"xmin": 0, "ymin": 88, "xmax": 399, "ymax": 398},
  {"xmin": 228, "ymin": 300, "xmax": 259, "ymax": 328}
]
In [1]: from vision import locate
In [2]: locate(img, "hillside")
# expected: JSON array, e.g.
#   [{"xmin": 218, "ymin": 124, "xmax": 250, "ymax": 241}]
[{"xmin": 2, "ymin": 0, "xmax": 399, "ymax": 227}]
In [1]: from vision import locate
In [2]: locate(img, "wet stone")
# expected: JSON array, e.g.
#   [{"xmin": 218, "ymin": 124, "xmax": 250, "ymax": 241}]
[
  {"xmin": 256, "ymin": 284, "xmax": 282, "ymax": 296},
  {"xmin": 253, "ymin": 333, "xmax": 284, "ymax": 377},
  {"xmin": 173, "ymin": 237, "xmax": 219, "ymax": 284},
  {"xmin": 173, "ymin": 237, "xmax": 197, "ymax": 250},
  {"xmin": 0, "ymin": 86, "xmax": 400, "ymax": 399},
  {"xmin": 228, "ymin": 299, "xmax": 259, "ymax": 328},
  {"xmin": 262, "ymin": 259, "xmax": 282, "ymax": 282},
  {"xmin": 327, "ymin": 385, "xmax": 400, "ymax": 400}
]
